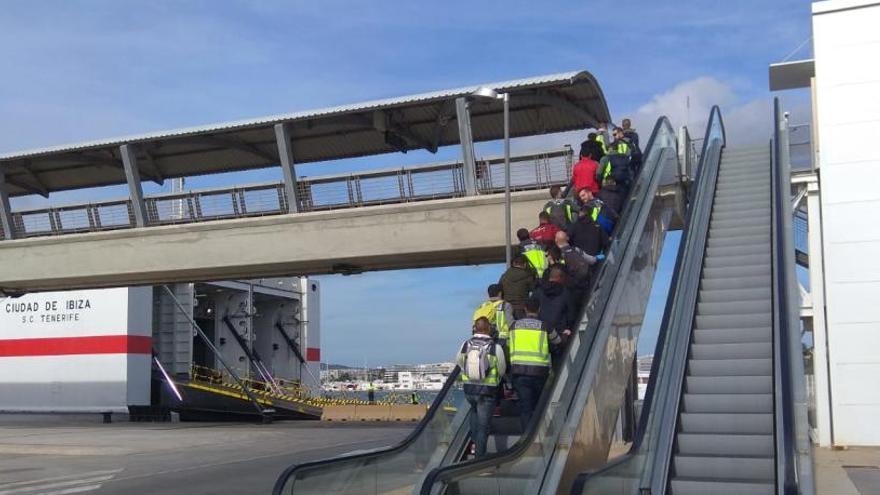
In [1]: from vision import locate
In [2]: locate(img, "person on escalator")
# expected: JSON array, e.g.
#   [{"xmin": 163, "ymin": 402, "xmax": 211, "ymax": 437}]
[
  {"xmin": 473, "ymin": 283, "xmax": 514, "ymax": 347},
  {"xmin": 518, "ymin": 228, "xmax": 548, "ymax": 278},
  {"xmin": 535, "ymin": 266, "xmax": 577, "ymax": 347},
  {"xmin": 529, "ymin": 211, "xmax": 561, "ymax": 248},
  {"xmin": 571, "ymin": 143, "xmax": 601, "ymax": 195},
  {"xmin": 499, "ymin": 255, "xmax": 537, "ymax": 317},
  {"xmin": 569, "ymin": 197, "xmax": 611, "ymax": 257},
  {"xmin": 543, "ymin": 185, "xmax": 577, "ymax": 229},
  {"xmin": 509, "ymin": 298, "xmax": 561, "ymax": 430},
  {"xmin": 596, "ymin": 177, "xmax": 625, "ymax": 217},
  {"xmin": 457, "ymin": 317, "xmax": 507, "ymax": 458},
  {"xmin": 556, "ymin": 231, "xmax": 600, "ymax": 311},
  {"xmin": 578, "ymin": 187, "xmax": 619, "ymax": 236},
  {"xmin": 621, "ymin": 118, "xmax": 639, "ymax": 149}
]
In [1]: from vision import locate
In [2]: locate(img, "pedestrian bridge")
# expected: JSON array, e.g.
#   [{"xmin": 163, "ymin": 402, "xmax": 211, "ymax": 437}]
[
  {"xmin": 0, "ymin": 186, "xmax": 552, "ymax": 293},
  {"xmin": 0, "ymin": 71, "xmax": 614, "ymax": 293}
]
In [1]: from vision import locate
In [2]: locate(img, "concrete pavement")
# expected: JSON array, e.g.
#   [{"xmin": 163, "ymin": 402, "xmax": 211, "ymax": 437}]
[{"xmin": 0, "ymin": 417, "xmax": 412, "ymax": 495}]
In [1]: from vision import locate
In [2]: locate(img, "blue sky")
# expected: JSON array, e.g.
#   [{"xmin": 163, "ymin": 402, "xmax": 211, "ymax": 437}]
[{"xmin": 0, "ymin": 1, "xmax": 813, "ymax": 366}]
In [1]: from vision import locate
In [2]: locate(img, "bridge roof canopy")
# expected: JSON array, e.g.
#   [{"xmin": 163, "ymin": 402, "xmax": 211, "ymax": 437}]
[{"xmin": 0, "ymin": 70, "xmax": 609, "ymax": 197}]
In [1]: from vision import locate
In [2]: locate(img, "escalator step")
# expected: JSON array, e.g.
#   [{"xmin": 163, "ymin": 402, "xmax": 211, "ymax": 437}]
[
  {"xmin": 669, "ymin": 477, "xmax": 773, "ymax": 495},
  {"xmin": 673, "ymin": 455, "xmax": 774, "ymax": 482},
  {"xmin": 693, "ymin": 327, "xmax": 771, "ymax": 345},
  {"xmin": 710, "ymin": 208, "xmax": 770, "ymax": 223},
  {"xmin": 679, "ymin": 413, "xmax": 773, "ymax": 434},
  {"xmin": 699, "ymin": 287, "xmax": 771, "ymax": 303},
  {"xmin": 690, "ymin": 342, "xmax": 772, "ymax": 360},
  {"xmin": 707, "ymin": 225, "xmax": 769, "ymax": 239},
  {"xmin": 701, "ymin": 264, "xmax": 770, "ymax": 280},
  {"xmin": 701, "ymin": 274, "xmax": 768, "ymax": 291},
  {"xmin": 675, "ymin": 433, "xmax": 774, "ymax": 456},
  {"xmin": 696, "ymin": 299, "xmax": 771, "ymax": 316},
  {"xmin": 688, "ymin": 358, "xmax": 772, "ymax": 377},
  {"xmin": 686, "ymin": 375, "xmax": 772, "ymax": 395},
  {"xmin": 681, "ymin": 393, "xmax": 772, "ymax": 413},
  {"xmin": 695, "ymin": 313, "xmax": 770, "ymax": 329},
  {"xmin": 706, "ymin": 234, "xmax": 769, "ymax": 249}
]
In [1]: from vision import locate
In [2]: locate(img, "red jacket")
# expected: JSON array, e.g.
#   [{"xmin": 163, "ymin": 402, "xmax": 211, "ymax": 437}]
[
  {"xmin": 530, "ymin": 223, "xmax": 561, "ymax": 246},
  {"xmin": 572, "ymin": 157, "xmax": 600, "ymax": 194}
]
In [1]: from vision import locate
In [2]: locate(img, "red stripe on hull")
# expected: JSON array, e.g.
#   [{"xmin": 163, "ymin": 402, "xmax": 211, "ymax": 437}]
[
  {"xmin": 306, "ymin": 348, "xmax": 321, "ymax": 362},
  {"xmin": 0, "ymin": 335, "xmax": 152, "ymax": 357}
]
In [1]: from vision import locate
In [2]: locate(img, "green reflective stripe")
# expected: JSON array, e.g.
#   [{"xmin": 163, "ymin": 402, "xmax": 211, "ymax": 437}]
[
  {"xmin": 591, "ymin": 207, "xmax": 599, "ymax": 222},
  {"xmin": 602, "ymin": 162, "xmax": 612, "ymax": 181},
  {"xmin": 495, "ymin": 307, "xmax": 509, "ymax": 339}
]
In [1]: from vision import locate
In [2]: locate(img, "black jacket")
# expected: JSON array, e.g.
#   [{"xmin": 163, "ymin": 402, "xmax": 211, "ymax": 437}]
[
  {"xmin": 567, "ymin": 216, "xmax": 610, "ymax": 256},
  {"xmin": 536, "ymin": 282, "xmax": 578, "ymax": 333},
  {"xmin": 596, "ymin": 184, "xmax": 625, "ymax": 217}
]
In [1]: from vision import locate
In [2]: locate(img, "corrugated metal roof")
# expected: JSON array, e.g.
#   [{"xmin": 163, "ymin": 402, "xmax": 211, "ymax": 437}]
[{"xmin": 0, "ymin": 70, "xmax": 609, "ymax": 197}]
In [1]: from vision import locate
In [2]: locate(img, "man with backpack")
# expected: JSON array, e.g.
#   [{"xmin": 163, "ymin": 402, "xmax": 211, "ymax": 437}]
[
  {"xmin": 457, "ymin": 317, "xmax": 507, "ymax": 458},
  {"xmin": 543, "ymin": 185, "xmax": 576, "ymax": 229},
  {"xmin": 473, "ymin": 283, "xmax": 514, "ymax": 345},
  {"xmin": 508, "ymin": 298, "xmax": 561, "ymax": 429},
  {"xmin": 597, "ymin": 146, "xmax": 633, "ymax": 194}
]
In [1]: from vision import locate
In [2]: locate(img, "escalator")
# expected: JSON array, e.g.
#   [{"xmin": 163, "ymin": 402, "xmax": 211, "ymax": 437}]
[
  {"xmin": 273, "ymin": 113, "xmax": 685, "ymax": 495},
  {"xmin": 573, "ymin": 103, "xmax": 813, "ymax": 493}
]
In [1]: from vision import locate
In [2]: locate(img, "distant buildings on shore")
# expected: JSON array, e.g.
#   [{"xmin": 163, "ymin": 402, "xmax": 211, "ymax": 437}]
[{"xmin": 320, "ymin": 362, "xmax": 456, "ymax": 392}]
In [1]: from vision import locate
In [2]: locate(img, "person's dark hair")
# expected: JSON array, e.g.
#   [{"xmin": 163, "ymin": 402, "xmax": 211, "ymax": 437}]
[
  {"xmin": 547, "ymin": 244, "xmax": 562, "ymax": 261},
  {"xmin": 474, "ymin": 317, "xmax": 492, "ymax": 334},
  {"xmin": 549, "ymin": 185, "xmax": 561, "ymax": 198},
  {"xmin": 548, "ymin": 265, "xmax": 566, "ymax": 281},
  {"xmin": 588, "ymin": 143, "xmax": 604, "ymax": 161},
  {"xmin": 622, "ymin": 118, "xmax": 631, "ymax": 129},
  {"xmin": 538, "ymin": 211, "xmax": 551, "ymax": 222},
  {"xmin": 525, "ymin": 297, "xmax": 541, "ymax": 314},
  {"xmin": 587, "ymin": 132, "xmax": 597, "ymax": 141},
  {"xmin": 512, "ymin": 254, "xmax": 528, "ymax": 267},
  {"xmin": 516, "ymin": 228, "xmax": 530, "ymax": 242},
  {"xmin": 488, "ymin": 283, "xmax": 502, "ymax": 298}
]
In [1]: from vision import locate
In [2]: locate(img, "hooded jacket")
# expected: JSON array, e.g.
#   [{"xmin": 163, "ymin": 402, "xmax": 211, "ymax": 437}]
[{"xmin": 498, "ymin": 265, "xmax": 536, "ymax": 306}]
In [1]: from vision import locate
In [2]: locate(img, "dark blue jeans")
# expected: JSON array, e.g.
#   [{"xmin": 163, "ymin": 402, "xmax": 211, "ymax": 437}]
[
  {"xmin": 512, "ymin": 374, "xmax": 546, "ymax": 430},
  {"xmin": 465, "ymin": 393, "xmax": 497, "ymax": 458}
]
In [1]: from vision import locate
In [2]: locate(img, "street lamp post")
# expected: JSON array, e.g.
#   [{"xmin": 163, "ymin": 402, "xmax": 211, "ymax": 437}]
[{"xmin": 470, "ymin": 87, "xmax": 512, "ymax": 266}]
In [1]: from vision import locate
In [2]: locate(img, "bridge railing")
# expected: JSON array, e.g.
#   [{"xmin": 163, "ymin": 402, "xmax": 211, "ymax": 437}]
[{"xmin": 4, "ymin": 147, "xmax": 572, "ymax": 240}]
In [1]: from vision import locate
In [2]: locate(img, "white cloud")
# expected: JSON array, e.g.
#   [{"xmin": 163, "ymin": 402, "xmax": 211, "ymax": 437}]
[{"xmin": 629, "ymin": 76, "xmax": 771, "ymax": 146}]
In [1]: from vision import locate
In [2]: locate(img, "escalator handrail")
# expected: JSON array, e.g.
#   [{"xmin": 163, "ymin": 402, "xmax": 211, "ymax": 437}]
[
  {"xmin": 271, "ymin": 366, "xmax": 462, "ymax": 494},
  {"xmin": 771, "ymin": 98, "xmax": 814, "ymax": 495},
  {"xmin": 418, "ymin": 115, "xmax": 678, "ymax": 494},
  {"xmin": 569, "ymin": 105, "xmax": 725, "ymax": 494}
]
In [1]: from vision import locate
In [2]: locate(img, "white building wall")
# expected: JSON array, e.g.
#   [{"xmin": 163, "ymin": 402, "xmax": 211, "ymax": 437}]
[{"xmin": 813, "ymin": 0, "xmax": 880, "ymax": 445}]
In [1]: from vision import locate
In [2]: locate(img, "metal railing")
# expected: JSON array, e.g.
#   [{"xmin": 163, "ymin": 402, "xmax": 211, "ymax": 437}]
[{"xmin": 3, "ymin": 148, "xmax": 572, "ymax": 240}]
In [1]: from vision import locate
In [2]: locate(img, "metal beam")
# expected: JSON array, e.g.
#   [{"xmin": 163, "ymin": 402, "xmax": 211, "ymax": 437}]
[
  {"xmin": 119, "ymin": 144, "xmax": 148, "ymax": 227},
  {"xmin": 430, "ymin": 100, "xmax": 456, "ymax": 152},
  {"xmin": 527, "ymin": 90, "xmax": 601, "ymax": 128},
  {"xmin": 141, "ymin": 149, "xmax": 165, "ymax": 186},
  {"xmin": 455, "ymin": 97, "xmax": 478, "ymax": 195},
  {"xmin": 0, "ymin": 166, "xmax": 15, "ymax": 239},
  {"xmin": 182, "ymin": 135, "xmax": 277, "ymax": 163},
  {"xmin": 273, "ymin": 123, "xmax": 300, "ymax": 213},
  {"xmin": 14, "ymin": 162, "xmax": 49, "ymax": 198}
]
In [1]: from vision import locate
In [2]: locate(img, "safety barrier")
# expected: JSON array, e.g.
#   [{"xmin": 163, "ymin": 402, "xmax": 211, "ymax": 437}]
[{"xmin": 4, "ymin": 147, "xmax": 572, "ymax": 240}]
